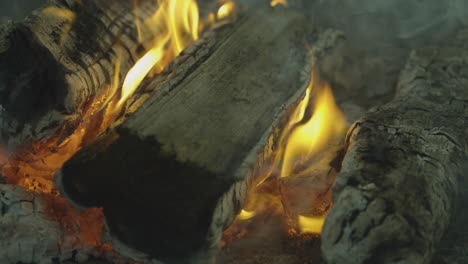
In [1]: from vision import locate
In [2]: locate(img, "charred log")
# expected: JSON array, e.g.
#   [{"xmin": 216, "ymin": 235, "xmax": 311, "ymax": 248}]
[
  {"xmin": 321, "ymin": 30, "xmax": 468, "ymax": 264},
  {"xmin": 54, "ymin": 8, "xmax": 319, "ymax": 264},
  {"xmin": 0, "ymin": 0, "xmax": 160, "ymax": 150},
  {"xmin": 0, "ymin": 184, "xmax": 104, "ymax": 263}
]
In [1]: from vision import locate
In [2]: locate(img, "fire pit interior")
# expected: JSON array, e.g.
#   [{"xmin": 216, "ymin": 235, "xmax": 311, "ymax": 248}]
[{"xmin": 1, "ymin": 0, "xmax": 468, "ymax": 264}]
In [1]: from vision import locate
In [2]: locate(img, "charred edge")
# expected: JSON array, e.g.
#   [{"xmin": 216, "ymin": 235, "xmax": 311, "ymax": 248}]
[
  {"xmin": 0, "ymin": 25, "xmax": 67, "ymax": 138},
  {"xmin": 60, "ymin": 127, "xmax": 233, "ymax": 263}
]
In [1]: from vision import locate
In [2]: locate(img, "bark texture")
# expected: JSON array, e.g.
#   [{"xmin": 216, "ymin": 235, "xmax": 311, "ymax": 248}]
[
  {"xmin": 322, "ymin": 30, "xmax": 468, "ymax": 264},
  {"xmin": 55, "ymin": 7, "xmax": 316, "ymax": 264},
  {"xmin": 0, "ymin": 0, "xmax": 159, "ymax": 150}
]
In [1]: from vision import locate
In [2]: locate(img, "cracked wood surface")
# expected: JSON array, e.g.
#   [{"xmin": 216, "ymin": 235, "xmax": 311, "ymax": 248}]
[
  {"xmin": 0, "ymin": 0, "xmax": 159, "ymax": 150},
  {"xmin": 321, "ymin": 30, "xmax": 468, "ymax": 264},
  {"xmin": 0, "ymin": 184, "xmax": 65, "ymax": 263},
  {"xmin": 0, "ymin": 184, "xmax": 142, "ymax": 264},
  {"xmin": 55, "ymin": 7, "xmax": 315, "ymax": 264}
]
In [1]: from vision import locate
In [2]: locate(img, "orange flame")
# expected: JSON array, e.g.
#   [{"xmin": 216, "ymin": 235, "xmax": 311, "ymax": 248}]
[
  {"xmin": 228, "ymin": 67, "xmax": 347, "ymax": 238},
  {"xmin": 280, "ymin": 76, "xmax": 347, "ymax": 179},
  {"xmin": 3, "ymin": 0, "xmax": 232, "ymax": 255},
  {"xmin": 118, "ymin": 46, "xmax": 164, "ymax": 108},
  {"xmin": 116, "ymin": 0, "xmax": 201, "ymax": 108}
]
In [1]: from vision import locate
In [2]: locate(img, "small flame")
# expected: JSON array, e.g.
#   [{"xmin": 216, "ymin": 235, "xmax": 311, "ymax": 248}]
[
  {"xmin": 278, "ymin": 70, "xmax": 346, "ymax": 234},
  {"xmin": 237, "ymin": 209, "xmax": 256, "ymax": 220},
  {"xmin": 118, "ymin": 47, "xmax": 164, "ymax": 107},
  {"xmin": 116, "ymin": 0, "xmax": 201, "ymax": 108},
  {"xmin": 270, "ymin": 0, "xmax": 288, "ymax": 7},
  {"xmin": 280, "ymin": 76, "xmax": 347, "ymax": 178},
  {"xmin": 217, "ymin": 1, "xmax": 235, "ymax": 20},
  {"xmin": 298, "ymin": 215, "xmax": 326, "ymax": 234}
]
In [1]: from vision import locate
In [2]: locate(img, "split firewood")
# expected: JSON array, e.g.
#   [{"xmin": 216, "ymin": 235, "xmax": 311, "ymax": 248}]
[
  {"xmin": 322, "ymin": 30, "xmax": 468, "ymax": 264},
  {"xmin": 0, "ymin": 0, "xmax": 161, "ymax": 150},
  {"xmin": 53, "ymin": 7, "xmax": 334, "ymax": 264}
]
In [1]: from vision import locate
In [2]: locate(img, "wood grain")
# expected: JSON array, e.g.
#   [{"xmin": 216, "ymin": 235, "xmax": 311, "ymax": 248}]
[{"xmin": 0, "ymin": 0, "xmax": 158, "ymax": 149}]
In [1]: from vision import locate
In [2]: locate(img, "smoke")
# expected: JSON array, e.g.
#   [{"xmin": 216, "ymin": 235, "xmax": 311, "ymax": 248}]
[
  {"xmin": 292, "ymin": 0, "xmax": 468, "ymax": 112},
  {"xmin": 306, "ymin": 0, "xmax": 466, "ymax": 44}
]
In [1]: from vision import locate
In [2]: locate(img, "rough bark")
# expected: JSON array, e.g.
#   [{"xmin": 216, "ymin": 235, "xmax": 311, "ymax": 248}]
[
  {"xmin": 0, "ymin": 0, "xmax": 159, "ymax": 150},
  {"xmin": 55, "ymin": 7, "xmax": 315, "ymax": 264},
  {"xmin": 322, "ymin": 30, "xmax": 468, "ymax": 264}
]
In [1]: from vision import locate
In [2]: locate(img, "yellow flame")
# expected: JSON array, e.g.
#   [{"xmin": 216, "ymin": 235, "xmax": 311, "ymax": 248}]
[
  {"xmin": 118, "ymin": 47, "xmax": 164, "ymax": 107},
  {"xmin": 280, "ymin": 73, "xmax": 347, "ymax": 178},
  {"xmin": 217, "ymin": 1, "xmax": 235, "ymax": 20},
  {"xmin": 236, "ymin": 67, "xmax": 347, "ymax": 239},
  {"xmin": 116, "ymin": 0, "xmax": 201, "ymax": 108},
  {"xmin": 237, "ymin": 209, "xmax": 256, "ymax": 220},
  {"xmin": 298, "ymin": 215, "xmax": 326, "ymax": 234},
  {"xmin": 270, "ymin": 0, "xmax": 288, "ymax": 7}
]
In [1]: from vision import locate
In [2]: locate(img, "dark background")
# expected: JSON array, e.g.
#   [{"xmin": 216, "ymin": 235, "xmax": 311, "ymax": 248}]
[{"xmin": 0, "ymin": 0, "xmax": 46, "ymax": 23}]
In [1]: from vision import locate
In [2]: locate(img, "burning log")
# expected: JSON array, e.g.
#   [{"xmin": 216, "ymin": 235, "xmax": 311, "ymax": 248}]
[
  {"xmin": 322, "ymin": 31, "xmax": 468, "ymax": 264},
  {"xmin": 55, "ymin": 7, "xmax": 317, "ymax": 264},
  {"xmin": 0, "ymin": 183, "xmax": 140, "ymax": 263},
  {"xmin": 0, "ymin": 0, "xmax": 162, "ymax": 149}
]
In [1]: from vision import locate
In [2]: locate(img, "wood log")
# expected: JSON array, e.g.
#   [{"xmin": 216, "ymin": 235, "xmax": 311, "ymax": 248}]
[
  {"xmin": 0, "ymin": 0, "xmax": 160, "ymax": 150},
  {"xmin": 0, "ymin": 184, "xmax": 63, "ymax": 263},
  {"xmin": 321, "ymin": 30, "xmax": 468, "ymax": 264},
  {"xmin": 54, "ymin": 7, "xmax": 321, "ymax": 264},
  {"xmin": 0, "ymin": 184, "xmax": 142, "ymax": 264},
  {"xmin": 0, "ymin": 184, "xmax": 101, "ymax": 263}
]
